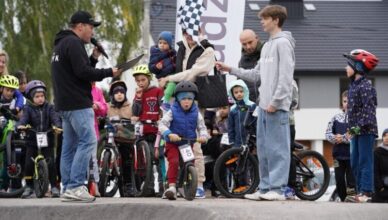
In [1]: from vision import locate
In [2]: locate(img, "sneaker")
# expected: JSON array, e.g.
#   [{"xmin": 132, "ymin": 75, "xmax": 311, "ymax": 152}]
[
  {"xmin": 123, "ymin": 183, "xmax": 136, "ymax": 197},
  {"xmin": 195, "ymin": 187, "xmax": 206, "ymax": 199},
  {"xmin": 21, "ymin": 186, "xmax": 34, "ymax": 199},
  {"xmin": 284, "ymin": 187, "xmax": 296, "ymax": 200},
  {"xmin": 61, "ymin": 186, "xmax": 95, "ymax": 203},
  {"xmin": 260, "ymin": 190, "xmax": 286, "ymax": 201},
  {"xmin": 244, "ymin": 191, "xmax": 264, "ymax": 201},
  {"xmin": 163, "ymin": 186, "xmax": 177, "ymax": 200},
  {"xmin": 355, "ymin": 193, "xmax": 372, "ymax": 203},
  {"xmin": 211, "ymin": 190, "xmax": 222, "ymax": 198},
  {"xmin": 51, "ymin": 187, "xmax": 60, "ymax": 198}
]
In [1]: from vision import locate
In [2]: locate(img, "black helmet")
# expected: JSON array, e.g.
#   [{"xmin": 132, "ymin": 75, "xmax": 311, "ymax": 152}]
[
  {"xmin": 109, "ymin": 80, "xmax": 127, "ymax": 96},
  {"xmin": 174, "ymin": 81, "xmax": 198, "ymax": 99}
]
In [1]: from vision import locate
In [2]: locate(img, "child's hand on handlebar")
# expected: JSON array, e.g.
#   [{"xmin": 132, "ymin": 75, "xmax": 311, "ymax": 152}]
[
  {"xmin": 53, "ymin": 126, "xmax": 63, "ymax": 134},
  {"xmin": 197, "ymin": 137, "xmax": 207, "ymax": 144},
  {"xmin": 17, "ymin": 125, "xmax": 27, "ymax": 130},
  {"xmin": 168, "ymin": 133, "xmax": 181, "ymax": 142},
  {"xmin": 154, "ymin": 147, "xmax": 159, "ymax": 159}
]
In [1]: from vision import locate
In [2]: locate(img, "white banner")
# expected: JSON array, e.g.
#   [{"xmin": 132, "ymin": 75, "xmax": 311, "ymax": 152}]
[{"xmin": 175, "ymin": 0, "xmax": 246, "ymax": 67}]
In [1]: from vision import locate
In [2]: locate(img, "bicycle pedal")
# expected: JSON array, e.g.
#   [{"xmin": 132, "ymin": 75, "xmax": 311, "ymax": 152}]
[
  {"xmin": 233, "ymin": 186, "xmax": 248, "ymax": 193},
  {"xmin": 225, "ymin": 157, "xmax": 238, "ymax": 165}
]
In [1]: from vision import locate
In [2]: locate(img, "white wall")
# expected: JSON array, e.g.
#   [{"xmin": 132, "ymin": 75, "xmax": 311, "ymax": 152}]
[{"xmin": 295, "ymin": 108, "xmax": 388, "ymax": 140}]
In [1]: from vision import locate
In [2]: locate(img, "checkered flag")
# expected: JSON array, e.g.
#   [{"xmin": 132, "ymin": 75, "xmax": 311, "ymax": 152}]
[{"xmin": 177, "ymin": 0, "xmax": 206, "ymax": 42}]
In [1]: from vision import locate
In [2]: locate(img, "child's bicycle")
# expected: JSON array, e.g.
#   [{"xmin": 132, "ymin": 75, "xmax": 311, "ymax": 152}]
[
  {"xmin": 0, "ymin": 103, "xmax": 25, "ymax": 198},
  {"xmin": 168, "ymin": 137, "xmax": 198, "ymax": 201},
  {"xmin": 98, "ymin": 118, "xmax": 152, "ymax": 197},
  {"xmin": 213, "ymin": 110, "xmax": 330, "ymax": 201},
  {"xmin": 17, "ymin": 125, "xmax": 62, "ymax": 198}
]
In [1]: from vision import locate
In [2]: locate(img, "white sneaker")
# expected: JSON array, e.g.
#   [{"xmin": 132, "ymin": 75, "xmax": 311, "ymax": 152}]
[
  {"xmin": 163, "ymin": 186, "xmax": 177, "ymax": 200},
  {"xmin": 244, "ymin": 191, "xmax": 264, "ymax": 201},
  {"xmin": 61, "ymin": 186, "xmax": 95, "ymax": 203},
  {"xmin": 259, "ymin": 190, "xmax": 286, "ymax": 201}
]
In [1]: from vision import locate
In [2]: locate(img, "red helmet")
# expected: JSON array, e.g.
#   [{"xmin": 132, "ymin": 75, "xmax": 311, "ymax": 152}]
[{"xmin": 343, "ymin": 49, "xmax": 379, "ymax": 73}]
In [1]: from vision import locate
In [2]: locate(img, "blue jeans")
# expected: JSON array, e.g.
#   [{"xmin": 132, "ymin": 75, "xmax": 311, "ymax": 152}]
[
  {"xmin": 256, "ymin": 108, "xmax": 290, "ymax": 193},
  {"xmin": 60, "ymin": 108, "xmax": 97, "ymax": 190},
  {"xmin": 350, "ymin": 134, "xmax": 375, "ymax": 193}
]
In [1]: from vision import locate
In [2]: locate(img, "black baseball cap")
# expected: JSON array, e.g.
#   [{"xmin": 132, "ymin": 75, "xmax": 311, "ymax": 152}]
[{"xmin": 70, "ymin": 10, "xmax": 101, "ymax": 27}]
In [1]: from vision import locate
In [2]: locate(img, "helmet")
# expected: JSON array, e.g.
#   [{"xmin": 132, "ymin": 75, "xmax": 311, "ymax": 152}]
[
  {"xmin": 174, "ymin": 81, "xmax": 198, "ymax": 98},
  {"xmin": 109, "ymin": 80, "xmax": 127, "ymax": 96},
  {"xmin": 132, "ymin": 64, "xmax": 152, "ymax": 78},
  {"xmin": 343, "ymin": 49, "xmax": 379, "ymax": 73},
  {"xmin": 25, "ymin": 80, "xmax": 46, "ymax": 99},
  {"xmin": 0, "ymin": 75, "xmax": 19, "ymax": 89}
]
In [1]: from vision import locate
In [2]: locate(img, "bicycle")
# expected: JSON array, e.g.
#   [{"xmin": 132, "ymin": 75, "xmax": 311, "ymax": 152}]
[
  {"xmin": 98, "ymin": 118, "xmax": 152, "ymax": 197},
  {"xmin": 165, "ymin": 137, "xmax": 198, "ymax": 201},
  {"xmin": 0, "ymin": 103, "xmax": 25, "ymax": 198},
  {"xmin": 17, "ymin": 125, "xmax": 62, "ymax": 198},
  {"xmin": 213, "ymin": 110, "xmax": 330, "ymax": 201}
]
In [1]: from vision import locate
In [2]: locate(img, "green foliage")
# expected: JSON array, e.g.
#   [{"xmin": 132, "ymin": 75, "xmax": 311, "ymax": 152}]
[{"xmin": 0, "ymin": 0, "xmax": 143, "ymax": 96}]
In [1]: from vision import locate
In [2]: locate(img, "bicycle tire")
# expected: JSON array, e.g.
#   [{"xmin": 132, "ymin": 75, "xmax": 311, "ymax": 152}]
[
  {"xmin": 34, "ymin": 159, "xmax": 49, "ymax": 198},
  {"xmin": 213, "ymin": 147, "xmax": 259, "ymax": 198},
  {"xmin": 134, "ymin": 140, "xmax": 152, "ymax": 197},
  {"xmin": 294, "ymin": 150, "xmax": 330, "ymax": 201},
  {"xmin": 98, "ymin": 151, "xmax": 111, "ymax": 197},
  {"xmin": 183, "ymin": 165, "xmax": 198, "ymax": 201}
]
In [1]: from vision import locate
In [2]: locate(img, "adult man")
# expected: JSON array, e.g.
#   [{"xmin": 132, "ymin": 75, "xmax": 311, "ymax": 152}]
[
  {"xmin": 216, "ymin": 5, "xmax": 295, "ymax": 201},
  {"xmin": 51, "ymin": 10, "xmax": 121, "ymax": 202},
  {"xmin": 238, "ymin": 29, "xmax": 264, "ymax": 103},
  {"xmin": 158, "ymin": 29, "xmax": 214, "ymax": 198}
]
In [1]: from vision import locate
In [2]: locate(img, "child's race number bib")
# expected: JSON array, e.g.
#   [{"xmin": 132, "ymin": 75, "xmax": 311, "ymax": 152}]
[
  {"xmin": 178, "ymin": 144, "xmax": 195, "ymax": 162},
  {"xmin": 221, "ymin": 133, "xmax": 230, "ymax": 145},
  {"xmin": 36, "ymin": 132, "xmax": 48, "ymax": 148}
]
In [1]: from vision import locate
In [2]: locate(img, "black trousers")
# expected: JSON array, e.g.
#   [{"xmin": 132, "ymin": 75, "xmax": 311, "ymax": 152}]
[
  {"xmin": 288, "ymin": 125, "xmax": 296, "ymax": 187},
  {"xmin": 24, "ymin": 146, "xmax": 57, "ymax": 187},
  {"xmin": 334, "ymin": 159, "xmax": 355, "ymax": 201}
]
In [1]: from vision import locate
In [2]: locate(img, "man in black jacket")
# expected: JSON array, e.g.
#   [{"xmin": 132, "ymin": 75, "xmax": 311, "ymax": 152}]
[
  {"xmin": 51, "ymin": 10, "xmax": 121, "ymax": 202},
  {"xmin": 238, "ymin": 29, "xmax": 264, "ymax": 103}
]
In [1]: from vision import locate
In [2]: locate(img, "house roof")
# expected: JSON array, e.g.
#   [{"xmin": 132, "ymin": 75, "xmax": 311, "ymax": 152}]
[{"xmin": 150, "ymin": 0, "xmax": 388, "ymax": 73}]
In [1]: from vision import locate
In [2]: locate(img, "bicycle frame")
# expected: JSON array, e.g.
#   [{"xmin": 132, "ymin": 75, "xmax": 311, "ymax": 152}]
[{"xmin": 100, "ymin": 123, "xmax": 122, "ymax": 177}]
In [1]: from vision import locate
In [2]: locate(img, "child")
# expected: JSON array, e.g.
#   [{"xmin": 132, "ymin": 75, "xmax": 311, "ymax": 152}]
[
  {"xmin": 17, "ymin": 80, "xmax": 61, "ymax": 198},
  {"xmin": 131, "ymin": 64, "xmax": 163, "ymax": 196},
  {"xmin": 227, "ymin": 79, "xmax": 256, "ymax": 149},
  {"xmin": 88, "ymin": 82, "xmax": 108, "ymax": 197},
  {"xmin": 107, "ymin": 80, "xmax": 134, "ymax": 196},
  {"xmin": 158, "ymin": 81, "xmax": 208, "ymax": 200},
  {"xmin": 372, "ymin": 129, "xmax": 388, "ymax": 203},
  {"xmin": 0, "ymin": 75, "xmax": 24, "ymax": 192},
  {"xmin": 148, "ymin": 31, "xmax": 177, "ymax": 111},
  {"xmin": 343, "ymin": 49, "xmax": 379, "ymax": 203},
  {"xmin": 13, "ymin": 70, "xmax": 28, "ymax": 97},
  {"xmin": 326, "ymin": 90, "xmax": 355, "ymax": 202},
  {"xmin": 227, "ymin": 80, "xmax": 255, "ymax": 193}
]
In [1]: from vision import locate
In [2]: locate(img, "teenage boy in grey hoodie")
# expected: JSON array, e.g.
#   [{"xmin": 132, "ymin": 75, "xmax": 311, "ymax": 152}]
[{"xmin": 216, "ymin": 5, "xmax": 295, "ymax": 201}]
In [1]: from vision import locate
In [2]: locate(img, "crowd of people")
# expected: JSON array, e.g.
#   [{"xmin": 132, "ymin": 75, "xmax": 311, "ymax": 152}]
[{"xmin": 0, "ymin": 4, "xmax": 387, "ymax": 204}]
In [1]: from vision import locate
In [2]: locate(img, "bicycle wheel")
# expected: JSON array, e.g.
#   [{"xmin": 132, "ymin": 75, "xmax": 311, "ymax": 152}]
[
  {"xmin": 99, "ymin": 151, "xmax": 113, "ymax": 197},
  {"xmin": 294, "ymin": 150, "xmax": 330, "ymax": 201},
  {"xmin": 133, "ymin": 140, "xmax": 152, "ymax": 197},
  {"xmin": 213, "ymin": 147, "xmax": 259, "ymax": 198},
  {"xmin": 34, "ymin": 159, "xmax": 49, "ymax": 198},
  {"xmin": 183, "ymin": 165, "xmax": 198, "ymax": 201}
]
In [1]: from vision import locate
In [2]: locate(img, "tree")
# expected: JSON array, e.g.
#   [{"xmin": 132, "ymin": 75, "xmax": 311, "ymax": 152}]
[{"xmin": 0, "ymin": 0, "xmax": 143, "ymax": 95}]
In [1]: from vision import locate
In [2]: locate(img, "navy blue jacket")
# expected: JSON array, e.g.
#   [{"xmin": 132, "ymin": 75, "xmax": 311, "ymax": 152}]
[
  {"xmin": 18, "ymin": 101, "xmax": 61, "ymax": 147},
  {"xmin": 148, "ymin": 46, "xmax": 176, "ymax": 79},
  {"xmin": 325, "ymin": 111, "xmax": 351, "ymax": 160}
]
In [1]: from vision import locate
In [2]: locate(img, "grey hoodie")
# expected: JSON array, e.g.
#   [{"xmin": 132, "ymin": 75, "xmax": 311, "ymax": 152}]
[{"xmin": 230, "ymin": 31, "xmax": 295, "ymax": 111}]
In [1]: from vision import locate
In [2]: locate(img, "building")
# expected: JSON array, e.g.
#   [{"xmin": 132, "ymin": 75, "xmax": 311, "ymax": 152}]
[{"xmin": 149, "ymin": 0, "xmax": 388, "ymax": 166}]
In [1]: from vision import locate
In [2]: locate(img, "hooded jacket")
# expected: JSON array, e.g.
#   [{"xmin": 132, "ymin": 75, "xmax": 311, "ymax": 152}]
[
  {"xmin": 51, "ymin": 30, "xmax": 112, "ymax": 111},
  {"xmin": 17, "ymin": 101, "xmax": 61, "ymax": 147},
  {"xmin": 92, "ymin": 84, "xmax": 108, "ymax": 139},
  {"xmin": 230, "ymin": 31, "xmax": 295, "ymax": 112},
  {"xmin": 238, "ymin": 42, "xmax": 264, "ymax": 103},
  {"xmin": 227, "ymin": 79, "xmax": 256, "ymax": 147},
  {"xmin": 168, "ymin": 38, "xmax": 215, "ymax": 82},
  {"xmin": 374, "ymin": 145, "xmax": 388, "ymax": 192},
  {"xmin": 148, "ymin": 46, "xmax": 176, "ymax": 79}
]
